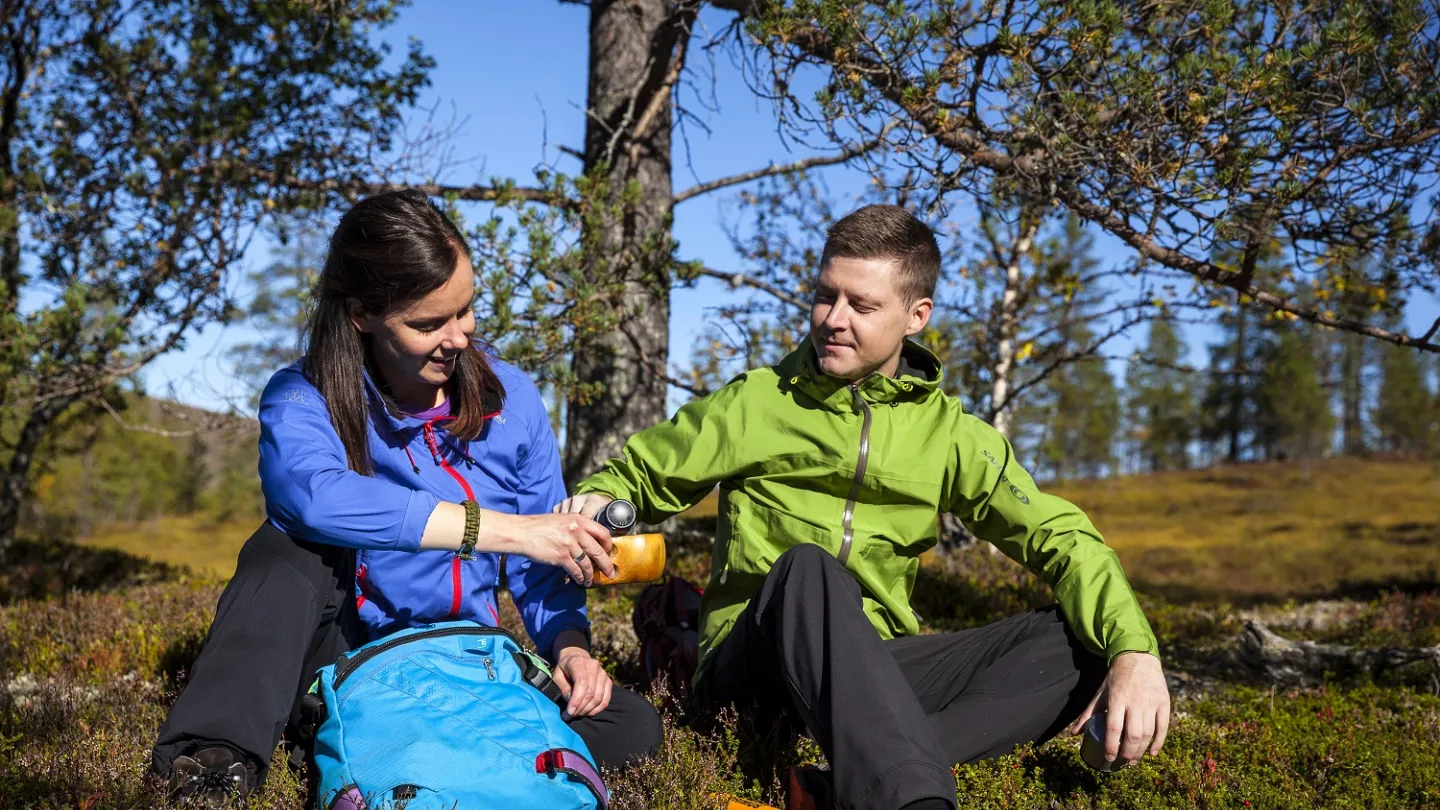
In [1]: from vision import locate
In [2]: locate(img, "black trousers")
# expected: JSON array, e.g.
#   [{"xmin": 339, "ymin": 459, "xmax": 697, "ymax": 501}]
[
  {"xmin": 694, "ymin": 544, "xmax": 1107, "ymax": 810},
  {"xmin": 152, "ymin": 522, "xmax": 663, "ymax": 783}
]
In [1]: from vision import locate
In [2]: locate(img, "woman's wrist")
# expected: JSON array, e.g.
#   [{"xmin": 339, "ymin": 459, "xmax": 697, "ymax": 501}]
[{"xmin": 480, "ymin": 509, "xmax": 524, "ymax": 554}]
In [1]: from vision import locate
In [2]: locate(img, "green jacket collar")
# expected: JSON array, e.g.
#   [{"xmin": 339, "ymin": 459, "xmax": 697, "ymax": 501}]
[{"xmin": 778, "ymin": 338, "xmax": 944, "ymax": 411}]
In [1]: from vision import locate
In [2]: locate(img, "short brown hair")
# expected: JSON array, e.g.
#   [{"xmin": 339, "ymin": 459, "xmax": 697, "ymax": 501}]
[{"xmin": 821, "ymin": 204, "xmax": 940, "ymax": 303}]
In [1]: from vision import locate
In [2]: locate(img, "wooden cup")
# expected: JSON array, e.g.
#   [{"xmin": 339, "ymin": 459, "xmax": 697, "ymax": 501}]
[{"xmin": 590, "ymin": 533, "xmax": 667, "ymax": 587}]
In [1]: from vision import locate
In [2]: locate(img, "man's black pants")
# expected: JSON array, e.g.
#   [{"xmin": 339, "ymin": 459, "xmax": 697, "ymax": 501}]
[
  {"xmin": 152, "ymin": 522, "xmax": 663, "ymax": 783},
  {"xmin": 694, "ymin": 544, "xmax": 1107, "ymax": 810}
]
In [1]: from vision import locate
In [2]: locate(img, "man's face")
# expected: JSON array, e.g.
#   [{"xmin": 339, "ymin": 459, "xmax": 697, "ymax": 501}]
[{"xmin": 809, "ymin": 256, "xmax": 933, "ymax": 381}]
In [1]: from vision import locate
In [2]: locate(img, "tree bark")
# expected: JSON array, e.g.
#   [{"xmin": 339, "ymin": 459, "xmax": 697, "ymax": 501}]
[
  {"xmin": 1226, "ymin": 306, "xmax": 1247, "ymax": 463},
  {"xmin": 987, "ymin": 217, "xmax": 1039, "ymax": 439},
  {"xmin": 0, "ymin": 396, "xmax": 73, "ymax": 555},
  {"xmin": 1239, "ymin": 620, "xmax": 1440, "ymax": 686},
  {"xmin": 563, "ymin": 0, "xmax": 686, "ymax": 487}
]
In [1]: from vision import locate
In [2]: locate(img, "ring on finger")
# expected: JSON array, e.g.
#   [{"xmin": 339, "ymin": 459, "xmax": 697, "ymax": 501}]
[{"xmin": 573, "ymin": 552, "xmax": 587, "ymax": 564}]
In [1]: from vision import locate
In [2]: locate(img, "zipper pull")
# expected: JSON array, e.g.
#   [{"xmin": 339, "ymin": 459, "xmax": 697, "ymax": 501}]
[
  {"xmin": 719, "ymin": 564, "xmax": 729, "ymax": 585},
  {"xmin": 483, "ymin": 657, "xmax": 497, "ymax": 681}
]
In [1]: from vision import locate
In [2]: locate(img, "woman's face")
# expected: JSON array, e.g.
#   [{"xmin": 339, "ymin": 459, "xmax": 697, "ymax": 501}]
[{"xmin": 349, "ymin": 254, "xmax": 476, "ymax": 408}]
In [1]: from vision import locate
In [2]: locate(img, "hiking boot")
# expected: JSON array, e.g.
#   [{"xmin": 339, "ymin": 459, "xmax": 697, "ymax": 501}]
[
  {"xmin": 785, "ymin": 764, "xmax": 833, "ymax": 810},
  {"xmin": 168, "ymin": 746, "xmax": 255, "ymax": 808}
]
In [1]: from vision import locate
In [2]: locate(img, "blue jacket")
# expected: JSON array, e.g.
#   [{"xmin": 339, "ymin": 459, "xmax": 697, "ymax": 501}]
[{"xmin": 257, "ymin": 356, "xmax": 585, "ymax": 657}]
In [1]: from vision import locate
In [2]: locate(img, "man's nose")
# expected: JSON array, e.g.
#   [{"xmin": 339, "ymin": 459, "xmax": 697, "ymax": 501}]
[{"xmin": 823, "ymin": 303, "xmax": 849, "ymax": 331}]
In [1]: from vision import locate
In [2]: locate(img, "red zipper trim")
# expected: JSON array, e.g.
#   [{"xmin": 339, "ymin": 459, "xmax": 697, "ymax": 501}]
[
  {"xmin": 449, "ymin": 558, "xmax": 464, "ymax": 618},
  {"xmin": 424, "ymin": 422, "xmax": 476, "ymax": 620},
  {"xmin": 355, "ymin": 564, "xmax": 369, "ymax": 609}
]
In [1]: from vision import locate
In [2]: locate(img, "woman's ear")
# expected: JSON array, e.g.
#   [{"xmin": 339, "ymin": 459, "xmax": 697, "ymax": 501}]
[{"xmin": 346, "ymin": 298, "xmax": 374, "ymax": 334}]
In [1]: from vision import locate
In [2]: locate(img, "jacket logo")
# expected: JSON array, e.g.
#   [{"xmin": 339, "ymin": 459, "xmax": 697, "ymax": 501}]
[
  {"xmin": 980, "ymin": 449, "xmax": 1031, "ymax": 505},
  {"xmin": 285, "ymin": 390, "xmax": 306, "ymax": 403}
]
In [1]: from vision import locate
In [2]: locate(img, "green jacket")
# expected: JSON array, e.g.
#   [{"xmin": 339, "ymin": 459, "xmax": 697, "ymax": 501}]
[{"xmin": 577, "ymin": 341, "xmax": 1159, "ymax": 682}]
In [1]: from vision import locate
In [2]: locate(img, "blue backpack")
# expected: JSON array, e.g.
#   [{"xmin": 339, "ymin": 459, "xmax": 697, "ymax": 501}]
[{"xmin": 309, "ymin": 621, "xmax": 608, "ymax": 810}]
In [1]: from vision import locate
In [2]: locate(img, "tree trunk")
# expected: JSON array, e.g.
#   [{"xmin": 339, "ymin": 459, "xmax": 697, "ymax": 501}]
[
  {"xmin": 1340, "ymin": 332, "xmax": 1366, "ymax": 456},
  {"xmin": 987, "ymin": 218, "xmax": 1038, "ymax": 439},
  {"xmin": 563, "ymin": 0, "xmax": 683, "ymax": 488},
  {"xmin": 1239, "ymin": 620, "xmax": 1440, "ymax": 686},
  {"xmin": 1226, "ymin": 306, "xmax": 1247, "ymax": 463},
  {"xmin": 0, "ymin": 396, "xmax": 72, "ymax": 555}
]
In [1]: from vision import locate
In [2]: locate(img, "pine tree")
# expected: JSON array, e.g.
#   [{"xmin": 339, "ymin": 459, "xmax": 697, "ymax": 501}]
[
  {"xmin": 1254, "ymin": 323, "xmax": 1333, "ymax": 461},
  {"xmin": 1373, "ymin": 337, "xmax": 1434, "ymax": 455},
  {"xmin": 229, "ymin": 217, "xmax": 326, "ymax": 403},
  {"xmin": 1125, "ymin": 319, "xmax": 1196, "ymax": 472},
  {"xmin": 1198, "ymin": 304, "xmax": 1258, "ymax": 464},
  {"xmin": 175, "ymin": 435, "xmax": 211, "ymax": 515},
  {"xmin": 1030, "ymin": 323, "xmax": 1120, "ymax": 481}
]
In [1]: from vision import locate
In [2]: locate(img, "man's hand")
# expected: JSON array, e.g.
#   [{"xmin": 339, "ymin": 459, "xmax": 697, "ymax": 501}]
[
  {"xmin": 1068, "ymin": 652, "xmax": 1170, "ymax": 768},
  {"xmin": 552, "ymin": 646, "xmax": 613, "ymax": 720},
  {"xmin": 552, "ymin": 493, "xmax": 615, "ymax": 522}
]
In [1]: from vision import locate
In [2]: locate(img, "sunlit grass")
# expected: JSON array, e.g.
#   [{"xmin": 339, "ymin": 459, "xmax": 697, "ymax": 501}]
[
  {"xmin": 1053, "ymin": 457, "xmax": 1440, "ymax": 604},
  {"xmin": 76, "ymin": 458, "xmax": 1440, "ymax": 605},
  {"xmin": 75, "ymin": 514, "xmax": 263, "ymax": 579}
]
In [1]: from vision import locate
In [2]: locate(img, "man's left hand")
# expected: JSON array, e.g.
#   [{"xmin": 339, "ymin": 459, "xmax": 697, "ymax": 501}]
[
  {"xmin": 552, "ymin": 646, "xmax": 613, "ymax": 720},
  {"xmin": 1067, "ymin": 651, "xmax": 1170, "ymax": 768}
]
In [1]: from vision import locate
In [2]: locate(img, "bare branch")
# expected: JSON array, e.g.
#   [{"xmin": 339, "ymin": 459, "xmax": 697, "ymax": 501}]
[
  {"xmin": 1422, "ymin": 314, "xmax": 1440, "ymax": 344},
  {"xmin": 693, "ymin": 265, "xmax": 808, "ymax": 308},
  {"xmin": 674, "ymin": 126, "xmax": 892, "ymax": 204},
  {"xmin": 245, "ymin": 168, "xmax": 580, "ymax": 211}
]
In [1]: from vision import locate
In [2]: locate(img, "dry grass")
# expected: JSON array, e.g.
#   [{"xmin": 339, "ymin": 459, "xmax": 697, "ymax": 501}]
[
  {"xmin": 74, "ymin": 515, "xmax": 263, "ymax": 579},
  {"xmin": 77, "ymin": 458, "xmax": 1440, "ymax": 607},
  {"xmin": 1053, "ymin": 458, "xmax": 1440, "ymax": 605}
]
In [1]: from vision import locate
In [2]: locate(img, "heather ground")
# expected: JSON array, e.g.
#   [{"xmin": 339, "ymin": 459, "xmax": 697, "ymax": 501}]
[{"xmin": 4, "ymin": 457, "xmax": 1440, "ymax": 809}]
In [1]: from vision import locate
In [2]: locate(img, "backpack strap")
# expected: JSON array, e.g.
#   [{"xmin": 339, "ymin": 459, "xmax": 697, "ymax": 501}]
[
  {"xmin": 512, "ymin": 649, "xmax": 566, "ymax": 707},
  {"xmin": 535, "ymin": 748, "xmax": 608, "ymax": 809}
]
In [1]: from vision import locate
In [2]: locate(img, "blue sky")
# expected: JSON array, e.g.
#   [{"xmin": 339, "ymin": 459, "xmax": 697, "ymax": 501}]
[{"xmin": 139, "ymin": 1, "xmax": 1438, "ymax": 415}]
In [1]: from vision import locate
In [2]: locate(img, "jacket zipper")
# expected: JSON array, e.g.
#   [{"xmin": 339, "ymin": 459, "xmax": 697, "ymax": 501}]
[
  {"xmin": 333, "ymin": 624, "xmax": 518, "ymax": 690},
  {"xmin": 423, "ymin": 422, "xmax": 475, "ymax": 619},
  {"xmin": 838, "ymin": 382, "xmax": 873, "ymax": 566}
]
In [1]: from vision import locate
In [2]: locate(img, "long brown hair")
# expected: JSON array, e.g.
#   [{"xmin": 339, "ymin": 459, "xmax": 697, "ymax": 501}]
[{"xmin": 303, "ymin": 190, "xmax": 505, "ymax": 474}]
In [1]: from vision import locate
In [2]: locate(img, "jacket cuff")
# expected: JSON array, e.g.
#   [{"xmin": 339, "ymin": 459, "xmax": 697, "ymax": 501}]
[
  {"xmin": 533, "ymin": 611, "xmax": 591, "ymax": 662},
  {"xmin": 573, "ymin": 477, "xmax": 624, "ymax": 500},
  {"xmin": 1104, "ymin": 636, "xmax": 1162, "ymax": 666},
  {"xmin": 397, "ymin": 489, "xmax": 441, "ymax": 553}
]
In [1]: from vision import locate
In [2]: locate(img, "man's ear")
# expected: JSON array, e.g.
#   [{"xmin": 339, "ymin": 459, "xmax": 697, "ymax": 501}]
[
  {"xmin": 346, "ymin": 298, "xmax": 374, "ymax": 334},
  {"xmin": 906, "ymin": 297, "xmax": 934, "ymax": 337}
]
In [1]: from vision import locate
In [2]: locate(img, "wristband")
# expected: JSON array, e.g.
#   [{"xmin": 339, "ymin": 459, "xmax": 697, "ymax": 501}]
[{"xmin": 458, "ymin": 500, "xmax": 481, "ymax": 560}]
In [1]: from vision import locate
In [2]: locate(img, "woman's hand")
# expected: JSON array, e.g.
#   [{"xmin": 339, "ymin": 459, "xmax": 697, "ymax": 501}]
[
  {"xmin": 552, "ymin": 646, "xmax": 613, "ymax": 720},
  {"xmin": 494, "ymin": 511, "xmax": 615, "ymax": 586}
]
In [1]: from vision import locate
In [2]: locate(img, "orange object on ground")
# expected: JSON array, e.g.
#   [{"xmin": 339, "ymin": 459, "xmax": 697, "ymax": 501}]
[
  {"xmin": 706, "ymin": 794, "xmax": 781, "ymax": 810},
  {"xmin": 590, "ymin": 533, "xmax": 666, "ymax": 586}
]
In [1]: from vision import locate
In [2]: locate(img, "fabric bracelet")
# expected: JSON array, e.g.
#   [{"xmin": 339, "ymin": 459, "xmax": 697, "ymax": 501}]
[{"xmin": 458, "ymin": 500, "xmax": 480, "ymax": 560}]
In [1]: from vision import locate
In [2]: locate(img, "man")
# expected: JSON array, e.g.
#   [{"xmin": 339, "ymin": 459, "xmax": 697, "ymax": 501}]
[{"xmin": 556, "ymin": 205, "xmax": 1169, "ymax": 810}]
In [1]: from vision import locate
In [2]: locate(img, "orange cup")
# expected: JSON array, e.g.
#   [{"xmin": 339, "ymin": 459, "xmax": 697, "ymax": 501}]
[{"xmin": 590, "ymin": 533, "xmax": 666, "ymax": 587}]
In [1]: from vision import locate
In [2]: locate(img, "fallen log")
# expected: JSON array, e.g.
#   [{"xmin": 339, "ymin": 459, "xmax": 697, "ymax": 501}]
[{"xmin": 1238, "ymin": 620, "xmax": 1440, "ymax": 686}]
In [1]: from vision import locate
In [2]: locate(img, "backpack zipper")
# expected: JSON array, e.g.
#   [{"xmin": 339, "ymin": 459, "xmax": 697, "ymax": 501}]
[
  {"xmin": 838, "ymin": 382, "xmax": 873, "ymax": 566},
  {"xmin": 332, "ymin": 625, "xmax": 518, "ymax": 690}
]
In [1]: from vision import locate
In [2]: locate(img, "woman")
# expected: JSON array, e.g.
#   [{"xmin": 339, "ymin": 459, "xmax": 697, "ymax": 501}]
[{"xmin": 151, "ymin": 190, "xmax": 663, "ymax": 806}]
